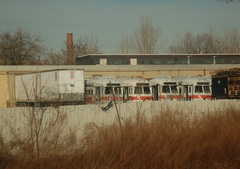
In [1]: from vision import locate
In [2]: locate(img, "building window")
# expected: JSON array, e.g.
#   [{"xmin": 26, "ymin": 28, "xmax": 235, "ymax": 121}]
[
  {"xmin": 167, "ymin": 58, "xmax": 175, "ymax": 64},
  {"xmin": 216, "ymin": 57, "xmax": 228, "ymax": 64},
  {"xmin": 191, "ymin": 57, "xmax": 213, "ymax": 64},
  {"xmin": 138, "ymin": 58, "xmax": 149, "ymax": 64},
  {"xmin": 93, "ymin": 58, "xmax": 100, "ymax": 65},
  {"xmin": 230, "ymin": 57, "xmax": 240, "ymax": 64},
  {"xmin": 108, "ymin": 58, "xmax": 130, "ymax": 65},
  {"xmin": 174, "ymin": 58, "xmax": 188, "ymax": 64}
]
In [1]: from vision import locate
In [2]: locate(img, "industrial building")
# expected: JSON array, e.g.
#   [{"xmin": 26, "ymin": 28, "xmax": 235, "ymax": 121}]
[{"xmin": 76, "ymin": 54, "xmax": 240, "ymax": 65}]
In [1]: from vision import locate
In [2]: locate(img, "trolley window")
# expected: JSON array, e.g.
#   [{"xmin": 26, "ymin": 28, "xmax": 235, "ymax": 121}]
[
  {"xmin": 171, "ymin": 86, "xmax": 178, "ymax": 93},
  {"xmin": 203, "ymin": 86, "xmax": 211, "ymax": 93},
  {"xmin": 114, "ymin": 87, "xmax": 122, "ymax": 94},
  {"xmin": 195, "ymin": 86, "xmax": 203, "ymax": 93},
  {"xmin": 143, "ymin": 87, "xmax": 150, "ymax": 94},
  {"xmin": 188, "ymin": 86, "xmax": 192, "ymax": 93},
  {"xmin": 86, "ymin": 89, "xmax": 93, "ymax": 95},
  {"xmin": 134, "ymin": 87, "xmax": 143, "ymax": 94},
  {"xmin": 162, "ymin": 86, "xmax": 170, "ymax": 93},
  {"xmin": 96, "ymin": 87, "xmax": 101, "ymax": 95},
  {"xmin": 105, "ymin": 87, "xmax": 111, "ymax": 94}
]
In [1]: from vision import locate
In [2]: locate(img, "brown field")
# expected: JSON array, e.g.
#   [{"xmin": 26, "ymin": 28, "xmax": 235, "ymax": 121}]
[{"xmin": 1, "ymin": 104, "xmax": 240, "ymax": 169}]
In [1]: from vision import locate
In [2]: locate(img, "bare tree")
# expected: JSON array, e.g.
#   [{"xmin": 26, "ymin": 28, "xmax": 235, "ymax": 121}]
[
  {"xmin": 0, "ymin": 27, "xmax": 44, "ymax": 65},
  {"xmin": 45, "ymin": 34, "xmax": 101, "ymax": 65},
  {"xmin": 45, "ymin": 49, "xmax": 67, "ymax": 65},
  {"xmin": 218, "ymin": 0, "xmax": 240, "ymax": 2},
  {"xmin": 169, "ymin": 31, "xmax": 204, "ymax": 54},
  {"xmin": 169, "ymin": 28, "xmax": 240, "ymax": 54},
  {"xmin": 202, "ymin": 29, "xmax": 220, "ymax": 53},
  {"xmin": 133, "ymin": 16, "xmax": 161, "ymax": 53},
  {"xmin": 119, "ymin": 34, "xmax": 132, "ymax": 54},
  {"xmin": 222, "ymin": 28, "xmax": 240, "ymax": 53},
  {"xmin": 73, "ymin": 34, "xmax": 101, "ymax": 57},
  {"xmin": 119, "ymin": 16, "xmax": 161, "ymax": 54}
]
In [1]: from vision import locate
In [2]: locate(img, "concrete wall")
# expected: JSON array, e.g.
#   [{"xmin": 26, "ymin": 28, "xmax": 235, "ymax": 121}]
[{"xmin": 1, "ymin": 100, "xmax": 239, "ymax": 143}]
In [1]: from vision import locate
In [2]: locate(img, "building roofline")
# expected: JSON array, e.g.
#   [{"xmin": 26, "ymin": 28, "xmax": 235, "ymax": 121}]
[{"xmin": 77, "ymin": 53, "xmax": 240, "ymax": 58}]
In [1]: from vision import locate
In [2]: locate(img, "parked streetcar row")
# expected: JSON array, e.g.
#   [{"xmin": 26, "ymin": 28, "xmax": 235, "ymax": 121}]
[
  {"xmin": 85, "ymin": 75, "xmax": 212, "ymax": 104},
  {"xmin": 14, "ymin": 69, "xmax": 240, "ymax": 107}
]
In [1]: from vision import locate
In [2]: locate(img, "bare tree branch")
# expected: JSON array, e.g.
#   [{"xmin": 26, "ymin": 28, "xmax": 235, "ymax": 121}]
[
  {"xmin": 73, "ymin": 34, "xmax": 101, "ymax": 56},
  {"xmin": 119, "ymin": 16, "xmax": 161, "ymax": 54},
  {"xmin": 45, "ymin": 50, "xmax": 67, "ymax": 65},
  {"xmin": 218, "ymin": 0, "xmax": 240, "ymax": 2},
  {"xmin": 0, "ymin": 27, "xmax": 44, "ymax": 65},
  {"xmin": 133, "ymin": 16, "xmax": 160, "ymax": 53},
  {"xmin": 119, "ymin": 34, "xmax": 132, "ymax": 54},
  {"xmin": 45, "ymin": 34, "xmax": 101, "ymax": 65},
  {"xmin": 169, "ymin": 28, "xmax": 240, "ymax": 54}
]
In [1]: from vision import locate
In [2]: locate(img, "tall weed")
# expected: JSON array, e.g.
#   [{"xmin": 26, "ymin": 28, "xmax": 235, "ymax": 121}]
[{"xmin": 1, "ymin": 105, "xmax": 240, "ymax": 169}]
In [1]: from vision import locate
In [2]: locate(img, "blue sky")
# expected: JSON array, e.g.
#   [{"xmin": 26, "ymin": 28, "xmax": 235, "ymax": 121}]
[{"xmin": 0, "ymin": 0, "xmax": 240, "ymax": 53}]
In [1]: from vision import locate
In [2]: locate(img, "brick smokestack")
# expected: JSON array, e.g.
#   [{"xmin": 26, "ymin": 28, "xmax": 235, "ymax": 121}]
[{"xmin": 67, "ymin": 33, "xmax": 74, "ymax": 64}]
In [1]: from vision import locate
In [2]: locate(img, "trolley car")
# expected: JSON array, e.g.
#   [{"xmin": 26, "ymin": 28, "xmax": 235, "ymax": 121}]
[
  {"xmin": 85, "ymin": 78, "xmax": 123, "ymax": 104},
  {"xmin": 174, "ymin": 76, "xmax": 212, "ymax": 100},
  {"xmin": 119, "ymin": 78, "xmax": 152, "ymax": 101},
  {"xmin": 150, "ymin": 76, "xmax": 180, "ymax": 100}
]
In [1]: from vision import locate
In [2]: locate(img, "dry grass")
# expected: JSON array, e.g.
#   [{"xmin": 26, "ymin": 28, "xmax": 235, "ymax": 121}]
[{"xmin": 1, "ymin": 105, "xmax": 240, "ymax": 169}]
